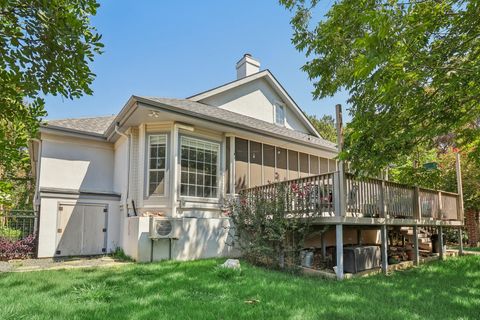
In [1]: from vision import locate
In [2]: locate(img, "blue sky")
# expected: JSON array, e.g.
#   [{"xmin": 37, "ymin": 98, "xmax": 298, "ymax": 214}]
[{"xmin": 44, "ymin": 0, "xmax": 349, "ymax": 121}]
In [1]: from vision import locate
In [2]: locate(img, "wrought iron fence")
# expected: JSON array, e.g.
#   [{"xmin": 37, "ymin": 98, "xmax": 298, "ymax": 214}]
[{"xmin": 0, "ymin": 209, "xmax": 37, "ymax": 241}]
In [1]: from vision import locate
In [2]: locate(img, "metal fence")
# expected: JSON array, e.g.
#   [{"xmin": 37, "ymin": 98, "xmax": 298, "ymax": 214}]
[{"xmin": 0, "ymin": 209, "xmax": 38, "ymax": 241}]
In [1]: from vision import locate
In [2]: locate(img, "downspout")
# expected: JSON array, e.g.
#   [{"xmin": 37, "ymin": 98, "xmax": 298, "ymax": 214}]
[
  {"xmin": 30, "ymin": 138, "xmax": 42, "ymax": 258},
  {"xmin": 30, "ymin": 138, "xmax": 42, "ymax": 209},
  {"xmin": 115, "ymin": 122, "xmax": 131, "ymax": 216}
]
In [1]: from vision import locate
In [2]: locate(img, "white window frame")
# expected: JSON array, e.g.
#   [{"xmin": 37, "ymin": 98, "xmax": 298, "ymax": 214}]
[
  {"xmin": 274, "ymin": 102, "xmax": 286, "ymax": 126},
  {"xmin": 147, "ymin": 134, "xmax": 168, "ymax": 197},
  {"xmin": 179, "ymin": 135, "xmax": 221, "ymax": 200}
]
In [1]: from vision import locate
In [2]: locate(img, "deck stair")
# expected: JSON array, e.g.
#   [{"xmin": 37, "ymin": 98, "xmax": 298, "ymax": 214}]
[{"xmin": 400, "ymin": 226, "xmax": 432, "ymax": 250}]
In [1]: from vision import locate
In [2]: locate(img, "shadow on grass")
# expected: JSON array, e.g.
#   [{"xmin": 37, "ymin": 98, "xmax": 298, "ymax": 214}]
[{"xmin": 0, "ymin": 256, "xmax": 479, "ymax": 319}]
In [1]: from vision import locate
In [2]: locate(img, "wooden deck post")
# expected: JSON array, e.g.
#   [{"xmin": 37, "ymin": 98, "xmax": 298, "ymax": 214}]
[
  {"xmin": 379, "ymin": 180, "xmax": 386, "ymax": 218},
  {"xmin": 438, "ymin": 191, "xmax": 443, "ymax": 220},
  {"xmin": 335, "ymin": 104, "xmax": 346, "ymax": 218},
  {"xmin": 413, "ymin": 225, "xmax": 420, "ymax": 265},
  {"xmin": 455, "ymin": 152, "xmax": 464, "ymax": 222},
  {"xmin": 438, "ymin": 226, "xmax": 444, "ymax": 260},
  {"xmin": 333, "ymin": 172, "xmax": 343, "ymax": 217},
  {"xmin": 413, "ymin": 187, "xmax": 421, "ymax": 220},
  {"xmin": 458, "ymin": 227, "xmax": 464, "ymax": 255},
  {"xmin": 335, "ymin": 224, "xmax": 344, "ymax": 280},
  {"xmin": 380, "ymin": 225, "xmax": 388, "ymax": 274}
]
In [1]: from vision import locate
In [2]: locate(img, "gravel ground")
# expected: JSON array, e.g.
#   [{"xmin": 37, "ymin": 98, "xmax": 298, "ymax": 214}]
[{"xmin": 0, "ymin": 256, "xmax": 131, "ymax": 273}]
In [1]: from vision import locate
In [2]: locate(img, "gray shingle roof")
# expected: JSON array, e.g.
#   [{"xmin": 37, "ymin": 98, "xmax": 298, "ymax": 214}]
[
  {"xmin": 42, "ymin": 98, "xmax": 336, "ymax": 151},
  {"xmin": 45, "ymin": 115, "xmax": 116, "ymax": 135},
  {"xmin": 139, "ymin": 97, "xmax": 337, "ymax": 150}
]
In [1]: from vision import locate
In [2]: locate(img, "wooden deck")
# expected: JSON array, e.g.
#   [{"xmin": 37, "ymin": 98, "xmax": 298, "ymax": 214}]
[{"xmin": 240, "ymin": 172, "xmax": 463, "ymax": 227}]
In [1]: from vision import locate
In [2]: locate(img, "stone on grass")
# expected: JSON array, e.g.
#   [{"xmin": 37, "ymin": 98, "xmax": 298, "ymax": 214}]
[{"xmin": 221, "ymin": 259, "xmax": 241, "ymax": 269}]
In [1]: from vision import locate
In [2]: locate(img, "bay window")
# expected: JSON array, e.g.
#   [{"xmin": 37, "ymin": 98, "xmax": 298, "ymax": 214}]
[{"xmin": 180, "ymin": 136, "xmax": 220, "ymax": 198}]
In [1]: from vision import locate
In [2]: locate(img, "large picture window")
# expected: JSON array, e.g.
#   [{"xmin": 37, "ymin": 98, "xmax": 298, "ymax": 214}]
[
  {"xmin": 148, "ymin": 135, "xmax": 167, "ymax": 196},
  {"xmin": 180, "ymin": 136, "xmax": 220, "ymax": 198}
]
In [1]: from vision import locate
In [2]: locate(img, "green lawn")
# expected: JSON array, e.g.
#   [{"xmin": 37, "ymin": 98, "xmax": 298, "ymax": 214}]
[
  {"xmin": 1, "ymin": 256, "xmax": 479, "ymax": 320},
  {"xmin": 450, "ymin": 246, "xmax": 480, "ymax": 252}
]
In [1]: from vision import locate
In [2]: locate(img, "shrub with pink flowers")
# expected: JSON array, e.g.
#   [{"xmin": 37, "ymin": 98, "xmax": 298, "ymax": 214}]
[
  {"xmin": 0, "ymin": 235, "xmax": 36, "ymax": 261},
  {"xmin": 227, "ymin": 182, "xmax": 315, "ymax": 272}
]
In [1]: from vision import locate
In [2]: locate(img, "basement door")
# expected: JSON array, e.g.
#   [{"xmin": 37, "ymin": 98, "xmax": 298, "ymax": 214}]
[{"xmin": 55, "ymin": 203, "xmax": 108, "ymax": 256}]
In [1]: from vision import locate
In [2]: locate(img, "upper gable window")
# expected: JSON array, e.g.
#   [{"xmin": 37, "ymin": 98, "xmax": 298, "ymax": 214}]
[{"xmin": 274, "ymin": 103, "xmax": 285, "ymax": 126}]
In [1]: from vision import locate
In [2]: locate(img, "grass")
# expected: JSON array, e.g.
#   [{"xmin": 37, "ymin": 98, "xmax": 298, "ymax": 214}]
[
  {"xmin": 110, "ymin": 247, "xmax": 134, "ymax": 262},
  {"xmin": 1, "ymin": 256, "xmax": 479, "ymax": 320},
  {"xmin": 449, "ymin": 246, "xmax": 480, "ymax": 252}
]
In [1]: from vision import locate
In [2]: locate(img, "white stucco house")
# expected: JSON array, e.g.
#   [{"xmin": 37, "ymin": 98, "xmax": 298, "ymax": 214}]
[{"xmin": 29, "ymin": 54, "xmax": 338, "ymax": 261}]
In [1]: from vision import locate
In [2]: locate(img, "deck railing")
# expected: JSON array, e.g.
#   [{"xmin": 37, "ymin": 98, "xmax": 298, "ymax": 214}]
[
  {"xmin": 240, "ymin": 172, "xmax": 461, "ymax": 221},
  {"xmin": 241, "ymin": 173, "xmax": 336, "ymax": 217}
]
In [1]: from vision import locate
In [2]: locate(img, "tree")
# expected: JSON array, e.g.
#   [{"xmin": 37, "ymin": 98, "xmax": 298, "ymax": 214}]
[
  {"xmin": 0, "ymin": 0, "xmax": 103, "ymax": 207},
  {"xmin": 308, "ymin": 114, "xmax": 336, "ymax": 142},
  {"xmin": 281, "ymin": 0, "xmax": 480, "ymax": 175},
  {"xmin": 389, "ymin": 141, "xmax": 480, "ymax": 212}
]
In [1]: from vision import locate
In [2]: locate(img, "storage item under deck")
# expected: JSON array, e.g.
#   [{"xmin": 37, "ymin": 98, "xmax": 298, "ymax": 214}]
[{"xmin": 334, "ymin": 245, "xmax": 381, "ymax": 273}]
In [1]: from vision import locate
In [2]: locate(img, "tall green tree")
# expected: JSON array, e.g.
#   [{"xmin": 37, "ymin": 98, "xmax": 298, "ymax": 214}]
[
  {"xmin": 281, "ymin": 0, "xmax": 480, "ymax": 175},
  {"xmin": 308, "ymin": 114, "xmax": 336, "ymax": 142},
  {"xmin": 0, "ymin": 0, "xmax": 103, "ymax": 207}
]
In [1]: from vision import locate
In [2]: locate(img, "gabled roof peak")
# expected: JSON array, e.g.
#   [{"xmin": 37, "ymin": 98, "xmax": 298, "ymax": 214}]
[{"xmin": 187, "ymin": 69, "xmax": 322, "ymax": 138}]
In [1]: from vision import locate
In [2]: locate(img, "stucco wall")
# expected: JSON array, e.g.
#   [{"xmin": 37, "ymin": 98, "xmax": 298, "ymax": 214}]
[
  {"xmin": 39, "ymin": 134, "xmax": 115, "ymax": 193},
  {"xmin": 126, "ymin": 216, "xmax": 236, "ymax": 262},
  {"xmin": 200, "ymin": 78, "xmax": 311, "ymax": 134},
  {"xmin": 113, "ymin": 136, "xmax": 128, "ymax": 197},
  {"xmin": 304, "ymin": 228, "xmax": 381, "ymax": 248}
]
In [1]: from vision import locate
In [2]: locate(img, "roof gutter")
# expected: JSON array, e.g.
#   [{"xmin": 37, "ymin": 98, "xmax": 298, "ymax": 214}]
[{"xmin": 40, "ymin": 125, "xmax": 108, "ymax": 141}]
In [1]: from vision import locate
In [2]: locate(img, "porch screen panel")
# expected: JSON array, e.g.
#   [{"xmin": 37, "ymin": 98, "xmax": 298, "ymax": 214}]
[
  {"xmin": 225, "ymin": 138, "xmax": 230, "ymax": 194},
  {"xmin": 234, "ymin": 138, "xmax": 249, "ymax": 191},
  {"xmin": 319, "ymin": 157, "xmax": 329, "ymax": 173},
  {"xmin": 263, "ymin": 144, "xmax": 275, "ymax": 184},
  {"xmin": 276, "ymin": 147, "xmax": 287, "ymax": 181},
  {"xmin": 180, "ymin": 136, "xmax": 219, "ymax": 198},
  {"xmin": 288, "ymin": 150, "xmax": 299, "ymax": 179},
  {"xmin": 329, "ymin": 159, "xmax": 337, "ymax": 172},
  {"xmin": 299, "ymin": 153, "xmax": 309, "ymax": 178},
  {"xmin": 310, "ymin": 155, "xmax": 319, "ymax": 175},
  {"xmin": 148, "ymin": 135, "xmax": 167, "ymax": 196},
  {"xmin": 249, "ymin": 141, "xmax": 262, "ymax": 187}
]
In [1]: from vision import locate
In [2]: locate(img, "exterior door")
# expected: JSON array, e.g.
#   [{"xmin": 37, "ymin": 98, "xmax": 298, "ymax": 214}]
[{"xmin": 56, "ymin": 203, "xmax": 107, "ymax": 256}]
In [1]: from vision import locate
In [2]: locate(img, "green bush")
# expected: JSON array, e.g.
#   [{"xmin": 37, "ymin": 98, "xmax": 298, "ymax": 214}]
[{"xmin": 0, "ymin": 225, "xmax": 21, "ymax": 241}]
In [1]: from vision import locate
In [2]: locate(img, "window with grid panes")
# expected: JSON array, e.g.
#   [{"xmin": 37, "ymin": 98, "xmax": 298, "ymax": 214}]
[
  {"xmin": 180, "ymin": 136, "xmax": 220, "ymax": 198},
  {"xmin": 148, "ymin": 135, "xmax": 167, "ymax": 196}
]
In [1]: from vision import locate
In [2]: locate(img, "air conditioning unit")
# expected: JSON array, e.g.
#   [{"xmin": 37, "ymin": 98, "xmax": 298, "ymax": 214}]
[{"xmin": 149, "ymin": 217, "xmax": 182, "ymax": 239}]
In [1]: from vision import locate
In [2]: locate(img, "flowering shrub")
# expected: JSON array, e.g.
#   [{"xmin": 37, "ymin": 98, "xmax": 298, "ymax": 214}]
[
  {"xmin": 227, "ymin": 183, "xmax": 314, "ymax": 271},
  {"xmin": 0, "ymin": 234, "xmax": 36, "ymax": 261}
]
